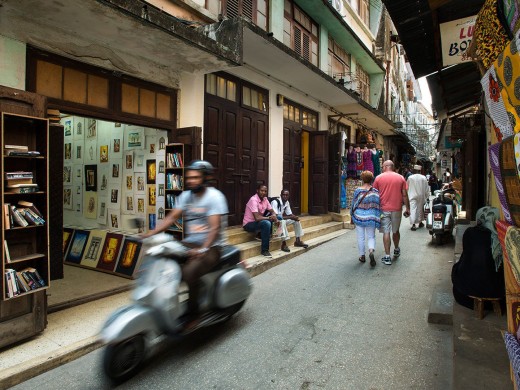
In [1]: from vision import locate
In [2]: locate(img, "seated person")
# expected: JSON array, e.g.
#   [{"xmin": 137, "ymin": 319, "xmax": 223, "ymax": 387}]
[
  {"xmin": 271, "ymin": 189, "xmax": 308, "ymax": 252},
  {"xmin": 451, "ymin": 207, "xmax": 505, "ymax": 309},
  {"xmin": 243, "ymin": 184, "xmax": 280, "ymax": 258}
]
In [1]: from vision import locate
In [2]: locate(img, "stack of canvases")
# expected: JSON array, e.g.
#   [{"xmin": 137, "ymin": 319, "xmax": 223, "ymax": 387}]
[
  {"xmin": 476, "ymin": 0, "xmax": 520, "ymax": 385},
  {"xmin": 63, "ymin": 228, "xmax": 142, "ymax": 279}
]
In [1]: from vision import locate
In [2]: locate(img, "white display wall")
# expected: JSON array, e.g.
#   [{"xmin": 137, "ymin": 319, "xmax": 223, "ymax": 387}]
[{"xmin": 61, "ymin": 116, "xmax": 167, "ymax": 234}]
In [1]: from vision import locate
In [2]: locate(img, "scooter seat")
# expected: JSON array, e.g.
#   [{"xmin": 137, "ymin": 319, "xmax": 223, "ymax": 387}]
[
  {"xmin": 211, "ymin": 245, "xmax": 241, "ymax": 271},
  {"xmin": 432, "ymin": 204, "xmax": 447, "ymax": 213}
]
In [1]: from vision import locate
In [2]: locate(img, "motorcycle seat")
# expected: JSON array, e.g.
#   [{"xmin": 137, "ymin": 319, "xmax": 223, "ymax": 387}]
[
  {"xmin": 211, "ymin": 245, "xmax": 241, "ymax": 271},
  {"xmin": 432, "ymin": 204, "xmax": 447, "ymax": 213}
]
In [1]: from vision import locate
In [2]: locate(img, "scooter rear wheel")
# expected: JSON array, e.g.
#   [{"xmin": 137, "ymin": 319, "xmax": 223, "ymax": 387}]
[
  {"xmin": 435, "ymin": 234, "xmax": 442, "ymax": 245},
  {"xmin": 103, "ymin": 334, "xmax": 145, "ymax": 383}
]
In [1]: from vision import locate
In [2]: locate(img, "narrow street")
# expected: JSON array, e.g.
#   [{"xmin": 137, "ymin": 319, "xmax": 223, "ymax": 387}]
[{"xmin": 14, "ymin": 224, "xmax": 454, "ymax": 389}]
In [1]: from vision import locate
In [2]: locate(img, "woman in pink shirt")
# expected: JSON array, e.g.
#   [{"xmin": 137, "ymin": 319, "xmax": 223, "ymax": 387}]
[{"xmin": 243, "ymin": 184, "xmax": 279, "ymax": 258}]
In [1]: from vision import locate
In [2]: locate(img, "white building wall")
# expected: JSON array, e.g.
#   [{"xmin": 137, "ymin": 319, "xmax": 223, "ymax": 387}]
[
  {"xmin": 0, "ymin": 35, "xmax": 26, "ymax": 90},
  {"xmin": 178, "ymin": 73, "xmax": 205, "ymax": 130}
]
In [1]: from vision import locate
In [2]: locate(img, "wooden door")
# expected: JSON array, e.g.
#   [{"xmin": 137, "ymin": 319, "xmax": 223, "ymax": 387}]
[
  {"xmin": 283, "ymin": 123, "xmax": 302, "ymax": 215},
  {"xmin": 204, "ymin": 97, "xmax": 268, "ymax": 226},
  {"xmin": 309, "ymin": 131, "xmax": 329, "ymax": 215},
  {"xmin": 328, "ymin": 132, "xmax": 342, "ymax": 213}
]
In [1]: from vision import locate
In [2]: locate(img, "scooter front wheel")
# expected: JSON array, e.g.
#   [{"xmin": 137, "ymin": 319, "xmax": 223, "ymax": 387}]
[{"xmin": 103, "ymin": 334, "xmax": 146, "ymax": 383}]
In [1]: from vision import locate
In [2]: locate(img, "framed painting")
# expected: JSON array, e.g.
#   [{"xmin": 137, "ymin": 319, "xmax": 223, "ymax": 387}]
[
  {"xmin": 65, "ymin": 229, "xmax": 90, "ymax": 264},
  {"xmin": 115, "ymin": 238, "xmax": 143, "ymax": 277},
  {"xmin": 84, "ymin": 165, "xmax": 97, "ymax": 191},
  {"xmin": 80, "ymin": 229, "xmax": 107, "ymax": 268},
  {"xmin": 97, "ymin": 232, "xmax": 123, "ymax": 271},
  {"xmin": 97, "ymin": 196, "xmax": 108, "ymax": 225},
  {"xmin": 63, "ymin": 227, "xmax": 74, "ymax": 256},
  {"xmin": 146, "ymin": 160, "xmax": 156, "ymax": 184},
  {"xmin": 84, "ymin": 192, "xmax": 97, "ymax": 219},
  {"xmin": 63, "ymin": 187, "xmax": 73, "ymax": 210},
  {"xmin": 100, "ymin": 145, "xmax": 109, "ymax": 163}
]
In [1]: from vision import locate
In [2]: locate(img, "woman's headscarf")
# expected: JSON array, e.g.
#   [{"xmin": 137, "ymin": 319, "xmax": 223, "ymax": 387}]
[{"xmin": 476, "ymin": 206, "xmax": 503, "ymax": 270}]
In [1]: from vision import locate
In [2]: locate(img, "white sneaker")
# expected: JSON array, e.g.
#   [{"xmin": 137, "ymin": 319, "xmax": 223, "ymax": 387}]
[{"xmin": 381, "ymin": 256, "xmax": 392, "ymax": 265}]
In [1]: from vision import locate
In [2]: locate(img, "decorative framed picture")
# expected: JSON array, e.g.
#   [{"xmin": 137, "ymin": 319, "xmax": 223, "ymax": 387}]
[
  {"xmin": 134, "ymin": 153, "xmax": 145, "ymax": 172},
  {"xmin": 84, "ymin": 192, "xmax": 97, "ymax": 219},
  {"xmin": 135, "ymin": 173, "xmax": 145, "ymax": 194},
  {"xmin": 63, "ymin": 227, "xmax": 74, "ymax": 255},
  {"xmin": 64, "ymin": 165, "xmax": 72, "ymax": 184},
  {"xmin": 148, "ymin": 185, "xmax": 156, "ymax": 206},
  {"xmin": 80, "ymin": 229, "xmax": 107, "ymax": 268},
  {"xmin": 87, "ymin": 118, "xmax": 97, "ymax": 138},
  {"xmin": 63, "ymin": 187, "xmax": 73, "ymax": 210},
  {"xmin": 115, "ymin": 238, "xmax": 143, "ymax": 277},
  {"xmin": 84, "ymin": 165, "xmax": 97, "ymax": 191},
  {"xmin": 126, "ymin": 175, "xmax": 133, "ymax": 191},
  {"xmin": 97, "ymin": 196, "xmax": 108, "ymax": 225},
  {"xmin": 65, "ymin": 229, "xmax": 90, "ymax": 264},
  {"xmin": 159, "ymin": 137, "xmax": 166, "ymax": 150},
  {"xmin": 97, "ymin": 232, "xmax": 123, "ymax": 272},
  {"xmin": 123, "ymin": 193, "xmax": 135, "ymax": 215},
  {"xmin": 112, "ymin": 163, "xmax": 120, "ymax": 178},
  {"xmin": 125, "ymin": 152, "xmax": 133, "ymax": 170},
  {"xmin": 137, "ymin": 197, "xmax": 145, "ymax": 213},
  {"xmin": 64, "ymin": 142, "xmax": 72, "ymax": 160},
  {"xmin": 63, "ymin": 118, "xmax": 73, "ymax": 137},
  {"xmin": 73, "ymin": 117, "xmax": 84, "ymax": 141},
  {"xmin": 100, "ymin": 145, "xmax": 109, "ymax": 163},
  {"xmin": 125, "ymin": 127, "xmax": 144, "ymax": 149},
  {"xmin": 146, "ymin": 160, "xmax": 156, "ymax": 184},
  {"xmin": 108, "ymin": 208, "xmax": 121, "ymax": 229}
]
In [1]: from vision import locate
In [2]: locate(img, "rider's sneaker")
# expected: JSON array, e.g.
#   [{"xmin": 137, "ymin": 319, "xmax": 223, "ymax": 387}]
[
  {"xmin": 393, "ymin": 247, "xmax": 401, "ymax": 258},
  {"xmin": 382, "ymin": 255, "xmax": 392, "ymax": 265}
]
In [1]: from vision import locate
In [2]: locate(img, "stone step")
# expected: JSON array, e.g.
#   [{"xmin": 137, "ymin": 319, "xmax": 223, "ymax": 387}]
[
  {"xmin": 226, "ymin": 214, "xmax": 333, "ymax": 245},
  {"xmin": 235, "ymin": 220, "xmax": 344, "ymax": 260},
  {"xmin": 244, "ymin": 228, "xmax": 349, "ymax": 277}
]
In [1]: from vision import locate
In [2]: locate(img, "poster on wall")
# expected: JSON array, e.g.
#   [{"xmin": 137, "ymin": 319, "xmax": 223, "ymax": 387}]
[
  {"xmin": 146, "ymin": 136, "xmax": 157, "ymax": 154},
  {"xmin": 87, "ymin": 118, "xmax": 97, "ymax": 139},
  {"xmin": 75, "ymin": 191, "xmax": 83, "ymax": 214},
  {"xmin": 108, "ymin": 208, "xmax": 121, "ymax": 230},
  {"xmin": 124, "ymin": 151, "xmax": 133, "ymax": 170},
  {"xmin": 83, "ymin": 192, "xmax": 97, "ymax": 219},
  {"xmin": 110, "ymin": 125, "xmax": 123, "ymax": 159},
  {"xmin": 137, "ymin": 197, "xmax": 145, "ymax": 213},
  {"xmin": 134, "ymin": 153, "xmax": 145, "ymax": 172},
  {"xmin": 135, "ymin": 173, "xmax": 145, "ymax": 194},
  {"xmin": 115, "ymin": 238, "xmax": 142, "ymax": 277},
  {"xmin": 63, "ymin": 117, "xmax": 73, "ymax": 138},
  {"xmin": 148, "ymin": 185, "xmax": 156, "ymax": 206},
  {"xmin": 63, "ymin": 187, "xmax": 73, "ymax": 210},
  {"xmin": 84, "ymin": 138, "xmax": 97, "ymax": 164},
  {"xmin": 146, "ymin": 160, "xmax": 156, "ymax": 184},
  {"xmin": 158, "ymin": 137, "xmax": 166, "ymax": 151},
  {"xmin": 84, "ymin": 165, "xmax": 97, "ymax": 191},
  {"xmin": 64, "ymin": 165, "xmax": 72, "ymax": 185},
  {"xmin": 125, "ymin": 126, "xmax": 144, "ymax": 149},
  {"xmin": 73, "ymin": 142, "xmax": 84, "ymax": 164},
  {"xmin": 80, "ymin": 229, "xmax": 107, "ymax": 268},
  {"xmin": 100, "ymin": 145, "xmax": 109, "ymax": 163},
  {"xmin": 125, "ymin": 174, "xmax": 133, "ymax": 191},
  {"xmin": 123, "ymin": 192, "xmax": 135, "ymax": 215},
  {"xmin": 97, "ymin": 196, "xmax": 108, "ymax": 225},
  {"xmin": 73, "ymin": 117, "xmax": 84, "ymax": 141},
  {"xmin": 73, "ymin": 164, "xmax": 83, "ymax": 184},
  {"xmin": 98, "ymin": 166, "xmax": 109, "ymax": 195},
  {"xmin": 111, "ymin": 162, "xmax": 120, "ymax": 181},
  {"xmin": 64, "ymin": 142, "xmax": 72, "ymax": 161}
]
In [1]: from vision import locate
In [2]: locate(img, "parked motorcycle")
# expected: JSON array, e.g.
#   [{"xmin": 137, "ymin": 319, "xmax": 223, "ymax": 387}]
[
  {"xmin": 425, "ymin": 188, "xmax": 457, "ymax": 245},
  {"xmin": 100, "ymin": 233, "xmax": 252, "ymax": 382}
]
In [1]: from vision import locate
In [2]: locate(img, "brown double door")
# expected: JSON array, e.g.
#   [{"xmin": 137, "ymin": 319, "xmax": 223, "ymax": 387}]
[
  {"xmin": 283, "ymin": 123, "xmax": 302, "ymax": 215},
  {"xmin": 204, "ymin": 96, "xmax": 268, "ymax": 226}
]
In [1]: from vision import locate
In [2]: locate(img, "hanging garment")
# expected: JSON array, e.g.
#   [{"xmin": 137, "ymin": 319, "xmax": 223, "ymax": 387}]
[
  {"xmin": 356, "ymin": 152, "xmax": 363, "ymax": 177},
  {"xmin": 499, "ymin": 136, "xmax": 520, "ymax": 225},
  {"xmin": 372, "ymin": 150, "xmax": 381, "ymax": 177},
  {"xmin": 489, "ymin": 142, "xmax": 514, "ymax": 224},
  {"xmin": 362, "ymin": 150, "xmax": 374, "ymax": 173},
  {"xmin": 347, "ymin": 149, "xmax": 357, "ymax": 178}
]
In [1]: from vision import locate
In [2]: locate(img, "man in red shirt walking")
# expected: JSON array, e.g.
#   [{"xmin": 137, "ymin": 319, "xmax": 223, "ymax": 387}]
[{"xmin": 373, "ymin": 160, "xmax": 411, "ymax": 265}]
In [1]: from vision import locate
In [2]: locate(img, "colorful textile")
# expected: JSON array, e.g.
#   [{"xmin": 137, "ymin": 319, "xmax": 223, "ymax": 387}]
[
  {"xmin": 500, "ymin": 136, "xmax": 520, "ymax": 225},
  {"xmin": 497, "ymin": 0, "xmax": 520, "ymax": 39},
  {"xmin": 362, "ymin": 150, "xmax": 374, "ymax": 173},
  {"xmin": 475, "ymin": 0, "xmax": 511, "ymax": 69},
  {"xmin": 494, "ymin": 36, "xmax": 520, "ymax": 133},
  {"xmin": 476, "ymin": 206, "xmax": 503, "ymax": 270},
  {"xmin": 356, "ymin": 151, "xmax": 363, "ymax": 177},
  {"xmin": 489, "ymin": 142, "xmax": 514, "ymax": 223},
  {"xmin": 372, "ymin": 151, "xmax": 381, "ymax": 177},
  {"xmin": 481, "ymin": 66, "xmax": 514, "ymax": 141},
  {"xmin": 506, "ymin": 226, "xmax": 520, "ymax": 285},
  {"xmin": 504, "ymin": 331, "xmax": 520, "ymax": 388},
  {"xmin": 496, "ymin": 220, "xmax": 512, "ymax": 263},
  {"xmin": 516, "ymin": 133, "xmax": 520, "ymax": 178},
  {"xmin": 350, "ymin": 187, "xmax": 381, "ymax": 228},
  {"xmin": 347, "ymin": 149, "xmax": 357, "ymax": 178}
]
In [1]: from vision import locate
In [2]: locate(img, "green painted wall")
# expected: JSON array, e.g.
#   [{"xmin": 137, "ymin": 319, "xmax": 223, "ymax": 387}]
[
  {"xmin": 271, "ymin": 0, "xmax": 285, "ymax": 41},
  {"xmin": 0, "ymin": 35, "xmax": 26, "ymax": 90}
]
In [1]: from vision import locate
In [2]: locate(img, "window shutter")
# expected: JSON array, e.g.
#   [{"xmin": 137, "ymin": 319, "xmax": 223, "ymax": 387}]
[
  {"xmin": 242, "ymin": 0, "xmax": 253, "ymax": 21},
  {"xmin": 302, "ymin": 33, "xmax": 310, "ymax": 61},
  {"xmin": 294, "ymin": 26, "xmax": 302, "ymax": 56},
  {"xmin": 225, "ymin": 0, "xmax": 239, "ymax": 18}
]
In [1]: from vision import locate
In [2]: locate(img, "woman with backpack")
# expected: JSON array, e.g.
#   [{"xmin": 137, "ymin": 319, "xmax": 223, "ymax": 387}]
[{"xmin": 350, "ymin": 171, "xmax": 381, "ymax": 267}]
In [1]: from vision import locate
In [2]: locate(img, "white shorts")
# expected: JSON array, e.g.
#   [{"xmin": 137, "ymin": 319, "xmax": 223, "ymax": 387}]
[{"xmin": 379, "ymin": 211, "xmax": 402, "ymax": 234}]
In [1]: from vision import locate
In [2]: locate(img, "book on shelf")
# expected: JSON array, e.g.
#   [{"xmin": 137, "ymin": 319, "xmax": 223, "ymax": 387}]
[
  {"xmin": 166, "ymin": 173, "xmax": 183, "ymax": 190},
  {"xmin": 16, "ymin": 271, "xmax": 31, "ymax": 292},
  {"xmin": 5, "ymin": 269, "xmax": 15, "ymax": 298},
  {"xmin": 6, "ymin": 184, "xmax": 39, "ymax": 193},
  {"xmin": 6, "ymin": 151, "xmax": 41, "ymax": 157},
  {"xmin": 4, "ymin": 240, "xmax": 10, "ymax": 263},
  {"xmin": 9, "ymin": 205, "xmax": 29, "ymax": 227},
  {"xmin": 166, "ymin": 193, "xmax": 179, "ymax": 209},
  {"xmin": 166, "ymin": 152, "xmax": 184, "ymax": 168},
  {"xmin": 5, "ymin": 171, "xmax": 33, "ymax": 180},
  {"xmin": 3, "ymin": 204, "xmax": 10, "ymax": 229},
  {"xmin": 23, "ymin": 267, "xmax": 46, "ymax": 288},
  {"xmin": 4, "ymin": 145, "xmax": 28, "ymax": 156},
  {"xmin": 18, "ymin": 200, "xmax": 44, "ymax": 219}
]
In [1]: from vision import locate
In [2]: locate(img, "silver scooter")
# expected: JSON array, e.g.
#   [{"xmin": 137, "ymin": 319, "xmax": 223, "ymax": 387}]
[
  {"xmin": 100, "ymin": 233, "xmax": 252, "ymax": 382},
  {"xmin": 425, "ymin": 187, "xmax": 457, "ymax": 245}
]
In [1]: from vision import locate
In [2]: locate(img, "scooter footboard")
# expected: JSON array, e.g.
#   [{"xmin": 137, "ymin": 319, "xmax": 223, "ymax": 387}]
[{"xmin": 101, "ymin": 305, "xmax": 163, "ymax": 345}]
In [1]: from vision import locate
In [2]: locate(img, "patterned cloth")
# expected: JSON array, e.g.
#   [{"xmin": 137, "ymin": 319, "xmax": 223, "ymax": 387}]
[
  {"xmin": 506, "ymin": 226, "xmax": 520, "ymax": 285},
  {"xmin": 347, "ymin": 149, "xmax": 357, "ymax": 178},
  {"xmin": 500, "ymin": 136, "xmax": 520, "ymax": 226},
  {"xmin": 516, "ymin": 133, "xmax": 520, "ymax": 178},
  {"xmin": 475, "ymin": 0, "xmax": 511, "ymax": 69},
  {"xmin": 497, "ymin": 0, "xmax": 520, "ymax": 38},
  {"xmin": 350, "ymin": 187, "xmax": 381, "ymax": 229},
  {"xmin": 504, "ymin": 331, "xmax": 520, "ymax": 388},
  {"xmin": 489, "ymin": 142, "xmax": 514, "ymax": 224},
  {"xmin": 481, "ymin": 66, "xmax": 514, "ymax": 141},
  {"xmin": 476, "ymin": 207, "xmax": 503, "ymax": 270},
  {"xmin": 372, "ymin": 151, "xmax": 381, "ymax": 177},
  {"xmin": 362, "ymin": 150, "xmax": 374, "ymax": 173}
]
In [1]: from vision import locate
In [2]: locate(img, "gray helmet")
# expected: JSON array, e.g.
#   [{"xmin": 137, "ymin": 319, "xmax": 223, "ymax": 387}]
[{"xmin": 186, "ymin": 160, "xmax": 214, "ymax": 176}]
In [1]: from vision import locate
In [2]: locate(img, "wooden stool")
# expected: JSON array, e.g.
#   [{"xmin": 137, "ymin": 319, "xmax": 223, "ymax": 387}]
[{"xmin": 468, "ymin": 296, "xmax": 502, "ymax": 319}]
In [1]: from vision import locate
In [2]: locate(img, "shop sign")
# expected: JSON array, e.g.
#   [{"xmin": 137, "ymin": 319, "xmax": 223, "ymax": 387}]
[{"xmin": 440, "ymin": 16, "xmax": 477, "ymax": 67}]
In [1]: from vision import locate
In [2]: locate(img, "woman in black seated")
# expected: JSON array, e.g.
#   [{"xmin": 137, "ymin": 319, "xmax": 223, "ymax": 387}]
[{"xmin": 451, "ymin": 207, "xmax": 505, "ymax": 309}]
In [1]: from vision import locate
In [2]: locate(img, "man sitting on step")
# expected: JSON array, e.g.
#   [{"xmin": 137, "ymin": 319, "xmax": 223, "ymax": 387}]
[{"xmin": 271, "ymin": 189, "xmax": 309, "ymax": 253}]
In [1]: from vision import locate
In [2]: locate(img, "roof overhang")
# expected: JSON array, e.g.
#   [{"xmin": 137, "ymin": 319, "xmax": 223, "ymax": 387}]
[
  {"xmin": 0, "ymin": 0, "xmax": 242, "ymax": 88},
  {"xmin": 233, "ymin": 23, "xmax": 396, "ymax": 135},
  {"xmin": 388, "ymin": 131, "xmax": 416, "ymax": 155},
  {"xmin": 382, "ymin": 0, "xmax": 485, "ymax": 120}
]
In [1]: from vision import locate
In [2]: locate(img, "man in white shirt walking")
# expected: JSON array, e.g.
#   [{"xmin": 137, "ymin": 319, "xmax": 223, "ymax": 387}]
[
  {"xmin": 407, "ymin": 165, "xmax": 430, "ymax": 231},
  {"xmin": 271, "ymin": 190, "xmax": 308, "ymax": 252}
]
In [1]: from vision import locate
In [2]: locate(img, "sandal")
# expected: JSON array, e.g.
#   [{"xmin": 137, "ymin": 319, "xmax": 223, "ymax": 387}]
[{"xmin": 359, "ymin": 255, "xmax": 366, "ymax": 263}]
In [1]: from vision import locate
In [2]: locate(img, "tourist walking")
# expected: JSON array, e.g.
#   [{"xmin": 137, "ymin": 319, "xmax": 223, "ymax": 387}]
[
  {"xmin": 373, "ymin": 160, "xmax": 410, "ymax": 265},
  {"xmin": 350, "ymin": 171, "xmax": 380, "ymax": 267},
  {"xmin": 407, "ymin": 165, "xmax": 430, "ymax": 230}
]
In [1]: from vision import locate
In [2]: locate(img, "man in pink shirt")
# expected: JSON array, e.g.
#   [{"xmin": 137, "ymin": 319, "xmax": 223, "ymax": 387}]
[
  {"xmin": 243, "ymin": 184, "xmax": 279, "ymax": 258},
  {"xmin": 373, "ymin": 160, "xmax": 411, "ymax": 265}
]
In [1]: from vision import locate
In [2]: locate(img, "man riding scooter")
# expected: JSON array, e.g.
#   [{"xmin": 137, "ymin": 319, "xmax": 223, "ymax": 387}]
[{"xmin": 142, "ymin": 160, "xmax": 228, "ymax": 330}]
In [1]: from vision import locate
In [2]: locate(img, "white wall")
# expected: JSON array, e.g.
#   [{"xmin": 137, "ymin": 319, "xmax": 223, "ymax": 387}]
[
  {"xmin": 0, "ymin": 34, "xmax": 26, "ymax": 90},
  {"xmin": 179, "ymin": 73, "xmax": 205, "ymax": 129}
]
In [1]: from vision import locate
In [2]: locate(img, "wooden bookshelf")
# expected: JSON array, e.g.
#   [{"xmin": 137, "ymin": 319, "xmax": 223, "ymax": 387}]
[
  {"xmin": 165, "ymin": 143, "xmax": 185, "ymax": 240},
  {"xmin": 1, "ymin": 112, "xmax": 50, "ymax": 302}
]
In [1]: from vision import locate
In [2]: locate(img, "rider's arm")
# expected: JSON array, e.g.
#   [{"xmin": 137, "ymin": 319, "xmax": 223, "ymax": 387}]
[
  {"xmin": 141, "ymin": 208, "xmax": 182, "ymax": 238},
  {"xmin": 198, "ymin": 214, "xmax": 222, "ymax": 253}
]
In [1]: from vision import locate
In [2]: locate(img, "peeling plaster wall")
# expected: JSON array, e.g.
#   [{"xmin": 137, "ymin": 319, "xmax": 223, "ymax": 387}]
[{"xmin": 0, "ymin": 35, "xmax": 26, "ymax": 90}]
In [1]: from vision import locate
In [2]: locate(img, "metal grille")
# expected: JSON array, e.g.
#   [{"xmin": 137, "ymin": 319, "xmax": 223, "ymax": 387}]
[{"xmin": 294, "ymin": 26, "xmax": 301, "ymax": 56}]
